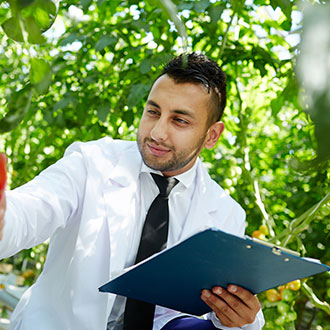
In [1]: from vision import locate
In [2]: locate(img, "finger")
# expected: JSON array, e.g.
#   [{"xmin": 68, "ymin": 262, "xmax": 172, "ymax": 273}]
[
  {"xmin": 227, "ymin": 285, "xmax": 261, "ymax": 311},
  {"xmin": 211, "ymin": 286, "xmax": 257, "ymax": 324},
  {"xmin": 212, "ymin": 286, "xmax": 250, "ymax": 313},
  {"xmin": 201, "ymin": 289, "xmax": 243, "ymax": 327}
]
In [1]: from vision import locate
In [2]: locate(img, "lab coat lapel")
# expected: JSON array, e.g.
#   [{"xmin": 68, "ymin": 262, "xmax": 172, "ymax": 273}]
[
  {"xmin": 180, "ymin": 161, "xmax": 219, "ymax": 241},
  {"xmin": 102, "ymin": 144, "xmax": 142, "ymax": 276}
]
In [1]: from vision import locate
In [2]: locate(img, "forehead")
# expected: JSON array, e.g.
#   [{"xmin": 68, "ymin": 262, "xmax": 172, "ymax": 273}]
[
  {"xmin": 150, "ymin": 74, "xmax": 209, "ymax": 95},
  {"xmin": 147, "ymin": 75, "xmax": 211, "ymax": 111}
]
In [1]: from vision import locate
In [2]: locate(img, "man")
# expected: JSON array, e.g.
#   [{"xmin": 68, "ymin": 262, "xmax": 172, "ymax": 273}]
[{"xmin": 0, "ymin": 53, "xmax": 264, "ymax": 329}]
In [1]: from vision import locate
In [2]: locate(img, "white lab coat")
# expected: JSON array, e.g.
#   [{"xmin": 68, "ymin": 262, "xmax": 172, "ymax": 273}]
[{"xmin": 0, "ymin": 137, "xmax": 263, "ymax": 330}]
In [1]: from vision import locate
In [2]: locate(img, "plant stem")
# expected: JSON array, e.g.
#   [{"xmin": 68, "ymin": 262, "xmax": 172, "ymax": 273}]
[
  {"xmin": 219, "ymin": 9, "xmax": 236, "ymax": 58},
  {"xmin": 234, "ymin": 73, "xmax": 276, "ymax": 238},
  {"xmin": 269, "ymin": 192, "xmax": 330, "ymax": 246},
  {"xmin": 302, "ymin": 282, "xmax": 330, "ymax": 315}
]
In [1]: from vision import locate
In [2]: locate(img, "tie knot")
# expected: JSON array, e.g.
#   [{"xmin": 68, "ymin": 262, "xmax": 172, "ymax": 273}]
[{"xmin": 151, "ymin": 173, "xmax": 178, "ymax": 198}]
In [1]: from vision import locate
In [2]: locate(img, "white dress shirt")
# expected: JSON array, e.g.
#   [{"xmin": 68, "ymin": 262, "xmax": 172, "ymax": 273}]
[{"xmin": 107, "ymin": 161, "xmax": 198, "ymax": 329}]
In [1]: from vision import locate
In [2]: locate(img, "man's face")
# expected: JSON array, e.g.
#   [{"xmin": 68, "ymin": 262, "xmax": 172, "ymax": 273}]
[{"xmin": 137, "ymin": 74, "xmax": 223, "ymax": 177}]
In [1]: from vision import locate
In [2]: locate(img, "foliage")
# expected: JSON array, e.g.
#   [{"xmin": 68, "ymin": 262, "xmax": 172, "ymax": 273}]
[{"xmin": 1, "ymin": 0, "xmax": 330, "ymax": 327}]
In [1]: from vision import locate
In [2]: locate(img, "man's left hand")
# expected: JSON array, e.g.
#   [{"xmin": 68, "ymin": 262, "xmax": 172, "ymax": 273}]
[{"xmin": 201, "ymin": 285, "xmax": 261, "ymax": 327}]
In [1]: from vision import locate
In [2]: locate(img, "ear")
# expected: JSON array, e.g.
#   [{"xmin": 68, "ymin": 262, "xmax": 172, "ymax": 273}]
[{"xmin": 204, "ymin": 121, "xmax": 224, "ymax": 150}]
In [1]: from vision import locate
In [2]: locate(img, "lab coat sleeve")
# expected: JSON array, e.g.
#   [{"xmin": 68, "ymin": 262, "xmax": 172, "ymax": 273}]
[
  {"xmin": 0, "ymin": 142, "xmax": 88, "ymax": 259},
  {"xmin": 208, "ymin": 309, "xmax": 265, "ymax": 329}
]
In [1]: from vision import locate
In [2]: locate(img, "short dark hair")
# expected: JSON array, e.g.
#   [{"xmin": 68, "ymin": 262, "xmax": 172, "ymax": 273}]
[{"xmin": 157, "ymin": 52, "xmax": 227, "ymax": 124}]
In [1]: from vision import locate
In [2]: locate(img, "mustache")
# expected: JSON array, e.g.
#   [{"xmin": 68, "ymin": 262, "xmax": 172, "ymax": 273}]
[{"xmin": 144, "ymin": 137, "xmax": 174, "ymax": 151}]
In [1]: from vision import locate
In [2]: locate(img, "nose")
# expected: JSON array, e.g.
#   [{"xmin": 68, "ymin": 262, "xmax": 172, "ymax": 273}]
[{"xmin": 150, "ymin": 117, "xmax": 168, "ymax": 142}]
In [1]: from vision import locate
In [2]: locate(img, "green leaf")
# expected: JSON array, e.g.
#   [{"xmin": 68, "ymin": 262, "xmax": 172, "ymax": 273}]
[
  {"xmin": 43, "ymin": 110, "xmax": 54, "ymax": 124},
  {"xmin": 33, "ymin": 7, "xmax": 50, "ymax": 29},
  {"xmin": 1, "ymin": 16, "xmax": 24, "ymax": 42},
  {"xmin": 97, "ymin": 102, "xmax": 110, "ymax": 122},
  {"xmin": 280, "ymin": 19, "xmax": 292, "ymax": 32},
  {"xmin": 108, "ymin": 0, "xmax": 121, "ymax": 15},
  {"xmin": 55, "ymin": 111, "xmax": 65, "ymax": 127},
  {"xmin": 311, "ymin": 94, "xmax": 330, "ymax": 161},
  {"xmin": 53, "ymin": 94, "xmax": 77, "ymax": 111},
  {"xmin": 208, "ymin": 3, "xmax": 224, "ymax": 26},
  {"xmin": 41, "ymin": 0, "xmax": 57, "ymax": 16},
  {"xmin": 127, "ymin": 83, "xmax": 150, "ymax": 108},
  {"xmin": 20, "ymin": 4, "xmax": 34, "ymax": 18},
  {"xmin": 17, "ymin": 0, "xmax": 35, "ymax": 9},
  {"xmin": 123, "ymin": 109, "xmax": 134, "ymax": 126},
  {"xmin": 177, "ymin": 2, "xmax": 194, "ymax": 11},
  {"xmin": 0, "ymin": 5, "xmax": 10, "ymax": 26},
  {"xmin": 140, "ymin": 59, "xmax": 152, "ymax": 74},
  {"xmin": 23, "ymin": 16, "xmax": 46, "ymax": 44},
  {"xmin": 252, "ymin": 59, "xmax": 267, "ymax": 77},
  {"xmin": 0, "ymin": 86, "xmax": 33, "ymax": 133},
  {"xmin": 270, "ymin": 0, "xmax": 293, "ymax": 23},
  {"xmin": 60, "ymin": 32, "xmax": 79, "ymax": 46},
  {"xmin": 95, "ymin": 35, "xmax": 117, "ymax": 52},
  {"xmin": 156, "ymin": 0, "xmax": 188, "ymax": 48},
  {"xmin": 149, "ymin": 53, "xmax": 172, "ymax": 67},
  {"xmin": 20, "ymin": 0, "xmax": 57, "ymax": 32},
  {"xmin": 194, "ymin": 0, "xmax": 209, "ymax": 13},
  {"xmin": 270, "ymin": 97, "xmax": 283, "ymax": 117},
  {"xmin": 81, "ymin": 0, "xmax": 92, "ymax": 12},
  {"xmin": 30, "ymin": 58, "xmax": 50, "ymax": 84},
  {"xmin": 30, "ymin": 58, "xmax": 52, "ymax": 94}
]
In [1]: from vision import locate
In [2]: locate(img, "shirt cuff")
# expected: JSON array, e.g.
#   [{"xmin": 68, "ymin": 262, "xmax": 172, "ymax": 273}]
[{"xmin": 209, "ymin": 309, "xmax": 265, "ymax": 329}]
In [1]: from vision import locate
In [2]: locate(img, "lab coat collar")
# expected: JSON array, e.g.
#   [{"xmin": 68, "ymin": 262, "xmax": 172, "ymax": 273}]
[
  {"xmin": 107, "ymin": 141, "xmax": 143, "ymax": 187},
  {"xmin": 106, "ymin": 142, "xmax": 219, "ymax": 214},
  {"xmin": 194, "ymin": 159, "xmax": 221, "ymax": 213}
]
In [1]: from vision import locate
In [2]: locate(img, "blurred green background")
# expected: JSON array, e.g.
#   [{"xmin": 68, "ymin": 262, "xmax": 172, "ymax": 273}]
[{"xmin": 0, "ymin": 0, "xmax": 330, "ymax": 328}]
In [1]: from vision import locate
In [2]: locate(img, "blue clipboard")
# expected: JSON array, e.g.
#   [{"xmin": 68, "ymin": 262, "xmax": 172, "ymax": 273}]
[{"xmin": 99, "ymin": 228, "xmax": 330, "ymax": 316}]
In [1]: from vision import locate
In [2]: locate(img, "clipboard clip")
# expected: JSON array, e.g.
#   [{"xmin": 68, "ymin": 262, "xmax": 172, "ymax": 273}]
[{"xmin": 249, "ymin": 237, "xmax": 300, "ymax": 257}]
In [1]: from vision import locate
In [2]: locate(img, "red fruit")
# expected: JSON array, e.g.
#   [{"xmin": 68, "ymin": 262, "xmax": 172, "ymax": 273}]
[{"xmin": 0, "ymin": 153, "xmax": 7, "ymax": 197}]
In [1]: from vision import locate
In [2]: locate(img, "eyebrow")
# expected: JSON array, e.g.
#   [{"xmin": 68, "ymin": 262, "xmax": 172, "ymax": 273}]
[
  {"xmin": 146, "ymin": 100, "xmax": 160, "ymax": 109},
  {"xmin": 146, "ymin": 100, "xmax": 196, "ymax": 119}
]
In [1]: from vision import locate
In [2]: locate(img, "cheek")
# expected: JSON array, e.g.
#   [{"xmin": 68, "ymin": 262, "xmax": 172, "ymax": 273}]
[
  {"xmin": 179, "ymin": 130, "xmax": 203, "ymax": 144},
  {"xmin": 138, "ymin": 118, "xmax": 148, "ymax": 134}
]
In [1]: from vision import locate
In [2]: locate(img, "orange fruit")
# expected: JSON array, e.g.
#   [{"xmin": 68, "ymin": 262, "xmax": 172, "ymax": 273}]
[
  {"xmin": 252, "ymin": 230, "xmax": 266, "ymax": 240},
  {"xmin": 287, "ymin": 279, "xmax": 301, "ymax": 291},
  {"xmin": 266, "ymin": 288, "xmax": 281, "ymax": 302}
]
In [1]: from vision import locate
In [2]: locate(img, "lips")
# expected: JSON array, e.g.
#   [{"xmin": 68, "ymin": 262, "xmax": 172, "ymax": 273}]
[{"xmin": 146, "ymin": 142, "xmax": 171, "ymax": 156}]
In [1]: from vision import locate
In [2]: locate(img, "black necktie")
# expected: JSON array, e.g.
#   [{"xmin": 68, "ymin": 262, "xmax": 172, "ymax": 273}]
[{"xmin": 123, "ymin": 173, "xmax": 179, "ymax": 329}]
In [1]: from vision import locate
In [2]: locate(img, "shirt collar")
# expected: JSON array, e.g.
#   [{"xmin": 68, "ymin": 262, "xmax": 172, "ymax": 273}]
[{"xmin": 140, "ymin": 159, "xmax": 198, "ymax": 189}]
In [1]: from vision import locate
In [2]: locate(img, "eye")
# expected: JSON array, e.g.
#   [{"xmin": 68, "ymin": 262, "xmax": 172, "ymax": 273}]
[
  {"xmin": 146, "ymin": 109, "xmax": 160, "ymax": 116},
  {"xmin": 174, "ymin": 117, "xmax": 189, "ymax": 125}
]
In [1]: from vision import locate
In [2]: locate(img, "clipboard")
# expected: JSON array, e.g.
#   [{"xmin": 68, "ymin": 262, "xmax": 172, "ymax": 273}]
[{"xmin": 99, "ymin": 228, "xmax": 330, "ymax": 316}]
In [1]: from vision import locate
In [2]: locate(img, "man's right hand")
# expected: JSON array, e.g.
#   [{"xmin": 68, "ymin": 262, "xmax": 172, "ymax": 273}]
[{"xmin": 0, "ymin": 153, "xmax": 7, "ymax": 240}]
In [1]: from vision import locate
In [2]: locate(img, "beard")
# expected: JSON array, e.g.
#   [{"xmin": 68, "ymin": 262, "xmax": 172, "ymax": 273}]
[{"xmin": 137, "ymin": 133, "xmax": 206, "ymax": 174}]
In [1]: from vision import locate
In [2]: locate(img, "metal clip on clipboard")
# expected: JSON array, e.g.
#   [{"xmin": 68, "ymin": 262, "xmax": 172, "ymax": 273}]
[{"xmin": 248, "ymin": 237, "xmax": 301, "ymax": 257}]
